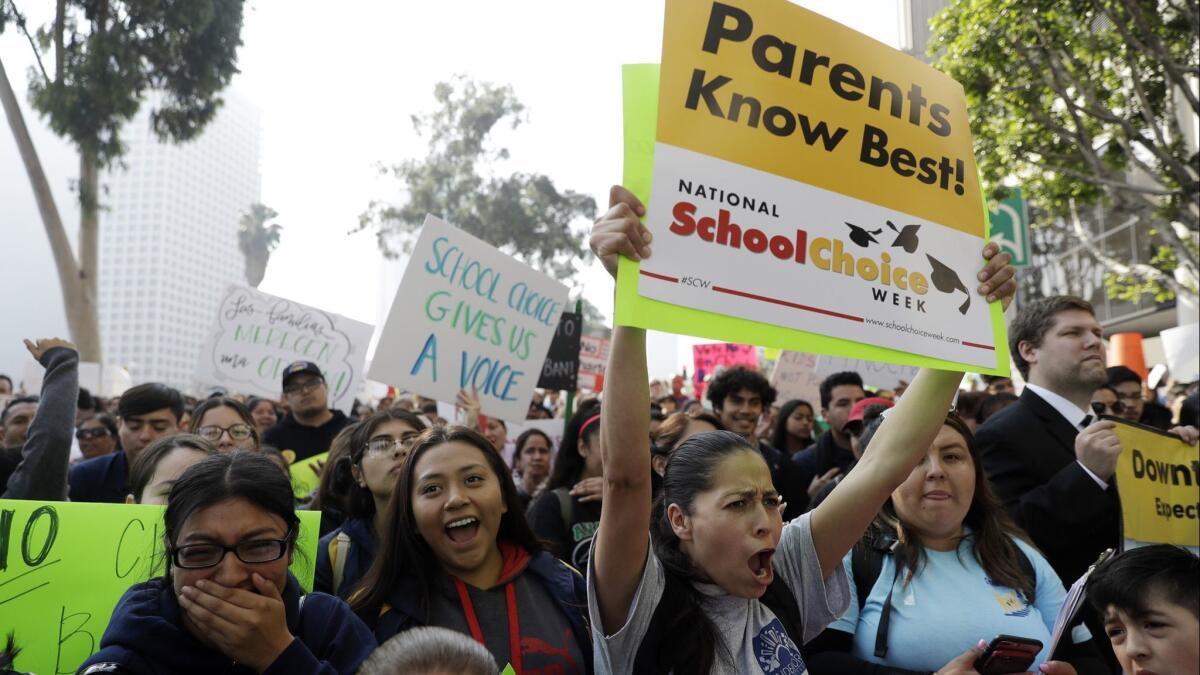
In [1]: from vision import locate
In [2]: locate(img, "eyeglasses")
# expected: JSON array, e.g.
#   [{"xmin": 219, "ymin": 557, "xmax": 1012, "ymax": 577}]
[
  {"xmin": 171, "ymin": 528, "xmax": 293, "ymax": 569},
  {"xmin": 283, "ymin": 379, "xmax": 323, "ymax": 396},
  {"xmin": 1090, "ymin": 400, "xmax": 1127, "ymax": 416},
  {"xmin": 76, "ymin": 427, "xmax": 110, "ymax": 440},
  {"xmin": 196, "ymin": 424, "xmax": 255, "ymax": 442},
  {"xmin": 364, "ymin": 431, "xmax": 421, "ymax": 458}
]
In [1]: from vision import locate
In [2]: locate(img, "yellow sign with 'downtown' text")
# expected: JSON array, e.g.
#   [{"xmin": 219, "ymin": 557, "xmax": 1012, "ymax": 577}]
[{"xmin": 1114, "ymin": 420, "xmax": 1199, "ymax": 546}]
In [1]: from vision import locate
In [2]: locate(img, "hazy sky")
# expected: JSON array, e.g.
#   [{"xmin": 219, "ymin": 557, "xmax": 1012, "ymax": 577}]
[{"xmin": 1, "ymin": 0, "xmax": 902, "ymax": 383}]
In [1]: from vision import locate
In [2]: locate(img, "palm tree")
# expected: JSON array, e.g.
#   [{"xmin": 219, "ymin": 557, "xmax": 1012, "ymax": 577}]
[{"xmin": 237, "ymin": 203, "xmax": 282, "ymax": 288}]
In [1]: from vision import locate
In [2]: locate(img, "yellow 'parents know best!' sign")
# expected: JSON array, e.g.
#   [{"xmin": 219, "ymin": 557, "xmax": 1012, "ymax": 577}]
[
  {"xmin": 618, "ymin": 0, "xmax": 1008, "ymax": 374},
  {"xmin": 1113, "ymin": 419, "xmax": 1200, "ymax": 547}
]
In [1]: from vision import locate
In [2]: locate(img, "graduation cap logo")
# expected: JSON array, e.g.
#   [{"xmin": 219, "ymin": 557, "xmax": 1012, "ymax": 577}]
[
  {"xmin": 926, "ymin": 254, "xmax": 971, "ymax": 315},
  {"xmin": 844, "ymin": 222, "xmax": 882, "ymax": 248},
  {"xmin": 886, "ymin": 221, "xmax": 921, "ymax": 254}
]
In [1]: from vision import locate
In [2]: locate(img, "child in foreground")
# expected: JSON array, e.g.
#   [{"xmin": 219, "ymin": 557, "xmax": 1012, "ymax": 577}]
[{"xmin": 1087, "ymin": 544, "xmax": 1199, "ymax": 675}]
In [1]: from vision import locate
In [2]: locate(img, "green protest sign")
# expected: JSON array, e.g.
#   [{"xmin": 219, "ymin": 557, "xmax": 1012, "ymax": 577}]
[
  {"xmin": 290, "ymin": 451, "xmax": 328, "ymax": 499},
  {"xmin": 988, "ymin": 188, "xmax": 1030, "ymax": 266},
  {"xmin": 0, "ymin": 500, "xmax": 319, "ymax": 675},
  {"xmin": 618, "ymin": 64, "xmax": 1010, "ymax": 375}
]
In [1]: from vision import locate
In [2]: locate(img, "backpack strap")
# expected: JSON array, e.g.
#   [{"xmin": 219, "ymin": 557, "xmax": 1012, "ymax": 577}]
[
  {"xmin": 553, "ymin": 486, "xmax": 574, "ymax": 530},
  {"xmin": 1015, "ymin": 543, "xmax": 1036, "ymax": 599},
  {"xmin": 849, "ymin": 527, "xmax": 900, "ymax": 659},
  {"xmin": 759, "ymin": 575, "xmax": 805, "ymax": 647},
  {"xmin": 329, "ymin": 531, "xmax": 352, "ymax": 596},
  {"xmin": 872, "ymin": 561, "xmax": 903, "ymax": 658},
  {"xmin": 850, "ymin": 539, "xmax": 885, "ymax": 612},
  {"xmin": 852, "ymin": 532, "xmax": 1038, "ymax": 660}
]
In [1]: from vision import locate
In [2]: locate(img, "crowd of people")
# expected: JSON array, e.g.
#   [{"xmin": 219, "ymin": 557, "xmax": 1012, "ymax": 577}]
[{"xmin": 0, "ymin": 187, "xmax": 1197, "ymax": 674}]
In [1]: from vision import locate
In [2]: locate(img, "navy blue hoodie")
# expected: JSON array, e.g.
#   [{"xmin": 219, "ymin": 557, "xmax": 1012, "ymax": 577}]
[
  {"xmin": 78, "ymin": 573, "xmax": 376, "ymax": 674},
  {"xmin": 314, "ymin": 517, "xmax": 377, "ymax": 599}
]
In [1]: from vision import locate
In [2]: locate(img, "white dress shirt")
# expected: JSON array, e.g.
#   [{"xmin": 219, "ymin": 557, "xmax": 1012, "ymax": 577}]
[{"xmin": 1023, "ymin": 383, "xmax": 1109, "ymax": 489}]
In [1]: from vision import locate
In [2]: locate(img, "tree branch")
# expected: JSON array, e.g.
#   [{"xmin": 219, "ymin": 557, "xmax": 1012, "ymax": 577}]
[
  {"xmin": 53, "ymin": 0, "xmax": 64, "ymax": 83},
  {"xmin": 5, "ymin": 0, "xmax": 50, "ymax": 84},
  {"xmin": 1067, "ymin": 199, "xmax": 1181, "ymax": 294},
  {"xmin": 1044, "ymin": 163, "xmax": 1181, "ymax": 195},
  {"xmin": 1114, "ymin": 0, "xmax": 1200, "ymax": 114},
  {"xmin": 1033, "ymin": 23, "xmax": 1196, "ymax": 193}
]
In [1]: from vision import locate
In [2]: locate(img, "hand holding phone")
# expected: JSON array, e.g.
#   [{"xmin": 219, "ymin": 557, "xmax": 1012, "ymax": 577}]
[{"xmin": 972, "ymin": 634, "xmax": 1043, "ymax": 675}]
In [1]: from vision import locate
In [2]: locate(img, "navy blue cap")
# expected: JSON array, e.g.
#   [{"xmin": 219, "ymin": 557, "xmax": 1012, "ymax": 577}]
[{"xmin": 281, "ymin": 361, "xmax": 323, "ymax": 387}]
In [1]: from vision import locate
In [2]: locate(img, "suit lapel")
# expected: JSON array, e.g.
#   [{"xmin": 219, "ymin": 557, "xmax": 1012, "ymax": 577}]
[{"xmin": 1020, "ymin": 388, "xmax": 1079, "ymax": 460}]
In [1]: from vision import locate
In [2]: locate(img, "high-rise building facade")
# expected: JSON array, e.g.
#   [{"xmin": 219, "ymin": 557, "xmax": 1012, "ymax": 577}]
[
  {"xmin": 898, "ymin": 0, "xmax": 949, "ymax": 64},
  {"xmin": 98, "ymin": 90, "xmax": 261, "ymax": 390}
]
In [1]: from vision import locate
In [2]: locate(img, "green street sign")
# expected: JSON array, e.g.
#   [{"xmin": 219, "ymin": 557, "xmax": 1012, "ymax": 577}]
[{"xmin": 988, "ymin": 188, "xmax": 1030, "ymax": 266}]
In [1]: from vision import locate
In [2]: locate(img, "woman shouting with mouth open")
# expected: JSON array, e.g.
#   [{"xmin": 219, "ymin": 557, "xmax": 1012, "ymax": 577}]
[{"xmin": 586, "ymin": 185, "xmax": 1024, "ymax": 675}]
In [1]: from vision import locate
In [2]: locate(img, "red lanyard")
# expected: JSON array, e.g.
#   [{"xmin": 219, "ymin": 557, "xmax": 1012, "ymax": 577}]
[{"xmin": 453, "ymin": 577, "xmax": 523, "ymax": 674}]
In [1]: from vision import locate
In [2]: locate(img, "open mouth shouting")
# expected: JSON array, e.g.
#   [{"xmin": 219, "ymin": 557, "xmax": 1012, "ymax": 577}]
[
  {"xmin": 445, "ymin": 516, "xmax": 481, "ymax": 546},
  {"xmin": 748, "ymin": 548, "xmax": 775, "ymax": 586}
]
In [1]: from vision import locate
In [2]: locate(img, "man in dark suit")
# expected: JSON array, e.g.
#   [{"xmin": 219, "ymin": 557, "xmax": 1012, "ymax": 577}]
[
  {"xmin": 976, "ymin": 296, "xmax": 1126, "ymax": 670},
  {"xmin": 975, "ymin": 296, "xmax": 1120, "ymax": 586}
]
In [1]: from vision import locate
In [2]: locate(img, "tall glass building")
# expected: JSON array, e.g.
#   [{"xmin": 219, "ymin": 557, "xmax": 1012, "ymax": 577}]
[{"xmin": 98, "ymin": 90, "xmax": 261, "ymax": 390}]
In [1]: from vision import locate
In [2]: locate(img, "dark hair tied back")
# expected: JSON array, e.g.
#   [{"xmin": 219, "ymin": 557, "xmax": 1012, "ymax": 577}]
[
  {"xmin": 649, "ymin": 430, "xmax": 759, "ymax": 673},
  {"xmin": 547, "ymin": 400, "xmax": 600, "ymax": 490}
]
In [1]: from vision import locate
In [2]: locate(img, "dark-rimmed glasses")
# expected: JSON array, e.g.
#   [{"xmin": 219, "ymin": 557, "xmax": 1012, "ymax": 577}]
[
  {"xmin": 196, "ymin": 423, "xmax": 255, "ymax": 442},
  {"xmin": 364, "ymin": 431, "xmax": 421, "ymax": 458},
  {"xmin": 283, "ymin": 379, "xmax": 324, "ymax": 396},
  {"xmin": 170, "ymin": 528, "xmax": 294, "ymax": 569}
]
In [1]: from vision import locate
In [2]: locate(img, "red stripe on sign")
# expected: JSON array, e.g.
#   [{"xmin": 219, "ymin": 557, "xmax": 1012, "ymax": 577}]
[
  {"xmin": 711, "ymin": 286, "xmax": 864, "ymax": 323},
  {"xmin": 640, "ymin": 270, "xmax": 680, "ymax": 283},
  {"xmin": 961, "ymin": 340, "xmax": 995, "ymax": 351}
]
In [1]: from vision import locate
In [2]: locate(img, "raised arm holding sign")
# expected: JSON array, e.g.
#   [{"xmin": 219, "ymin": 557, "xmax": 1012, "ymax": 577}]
[
  {"xmin": 587, "ymin": 187, "xmax": 1022, "ymax": 674},
  {"xmin": 618, "ymin": 0, "xmax": 1012, "ymax": 373}
]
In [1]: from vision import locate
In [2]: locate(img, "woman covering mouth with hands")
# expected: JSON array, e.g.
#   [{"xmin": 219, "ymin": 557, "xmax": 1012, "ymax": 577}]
[
  {"xmin": 348, "ymin": 426, "xmax": 591, "ymax": 674},
  {"xmin": 79, "ymin": 452, "xmax": 376, "ymax": 675},
  {"xmin": 585, "ymin": 186, "xmax": 1040, "ymax": 675}
]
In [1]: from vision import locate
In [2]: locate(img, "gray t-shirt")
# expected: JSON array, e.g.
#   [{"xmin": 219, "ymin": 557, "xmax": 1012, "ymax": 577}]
[{"xmin": 587, "ymin": 512, "xmax": 850, "ymax": 674}]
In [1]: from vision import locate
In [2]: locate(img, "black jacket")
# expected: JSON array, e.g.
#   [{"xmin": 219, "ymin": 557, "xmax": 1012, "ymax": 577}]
[
  {"xmin": 262, "ymin": 410, "xmax": 351, "ymax": 462},
  {"xmin": 974, "ymin": 388, "xmax": 1121, "ymax": 585},
  {"xmin": 759, "ymin": 440, "xmax": 810, "ymax": 520}
]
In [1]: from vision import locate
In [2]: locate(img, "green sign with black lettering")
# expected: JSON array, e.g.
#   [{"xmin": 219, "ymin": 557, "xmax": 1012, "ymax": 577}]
[{"xmin": 0, "ymin": 500, "xmax": 318, "ymax": 675}]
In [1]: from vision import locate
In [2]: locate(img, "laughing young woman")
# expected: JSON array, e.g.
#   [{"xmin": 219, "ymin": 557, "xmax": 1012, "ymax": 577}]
[
  {"xmin": 586, "ymin": 187, "xmax": 1025, "ymax": 675},
  {"xmin": 348, "ymin": 426, "xmax": 590, "ymax": 674}
]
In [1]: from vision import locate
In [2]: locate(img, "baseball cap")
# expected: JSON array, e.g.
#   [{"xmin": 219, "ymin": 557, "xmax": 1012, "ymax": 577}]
[
  {"xmin": 844, "ymin": 396, "xmax": 894, "ymax": 433},
  {"xmin": 281, "ymin": 361, "xmax": 323, "ymax": 387}
]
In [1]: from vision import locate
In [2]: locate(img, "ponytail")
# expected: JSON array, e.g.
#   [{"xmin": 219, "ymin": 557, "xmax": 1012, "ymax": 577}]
[{"xmin": 648, "ymin": 430, "xmax": 756, "ymax": 672}]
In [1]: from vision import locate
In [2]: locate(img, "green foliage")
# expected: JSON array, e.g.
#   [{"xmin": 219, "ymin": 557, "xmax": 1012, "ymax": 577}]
[
  {"xmin": 358, "ymin": 77, "xmax": 598, "ymax": 282},
  {"xmin": 930, "ymin": 0, "xmax": 1199, "ymax": 301},
  {"xmin": 238, "ymin": 203, "xmax": 282, "ymax": 255},
  {"xmin": 238, "ymin": 203, "xmax": 281, "ymax": 288},
  {"xmin": 4, "ymin": 0, "xmax": 244, "ymax": 165},
  {"xmin": 1105, "ymin": 243, "xmax": 1189, "ymax": 302}
]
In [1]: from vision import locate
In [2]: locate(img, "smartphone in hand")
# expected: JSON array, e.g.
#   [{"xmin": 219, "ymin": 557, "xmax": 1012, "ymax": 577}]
[{"xmin": 972, "ymin": 634, "xmax": 1043, "ymax": 675}]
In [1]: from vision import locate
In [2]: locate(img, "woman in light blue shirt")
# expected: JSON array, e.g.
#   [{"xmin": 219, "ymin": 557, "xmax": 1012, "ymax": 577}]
[{"xmin": 807, "ymin": 412, "xmax": 1107, "ymax": 674}]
